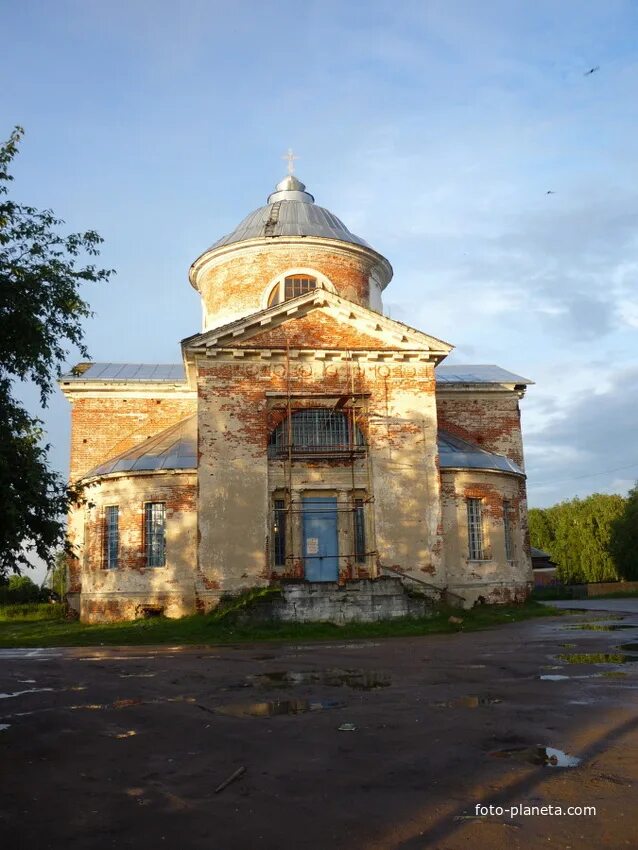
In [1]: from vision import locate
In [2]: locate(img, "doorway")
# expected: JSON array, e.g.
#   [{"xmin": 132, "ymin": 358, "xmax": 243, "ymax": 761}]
[{"xmin": 302, "ymin": 497, "xmax": 339, "ymax": 582}]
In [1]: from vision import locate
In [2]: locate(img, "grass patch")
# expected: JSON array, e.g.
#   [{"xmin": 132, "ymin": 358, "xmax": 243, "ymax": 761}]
[
  {"xmin": 0, "ymin": 600, "xmax": 562, "ymax": 648},
  {"xmin": 0, "ymin": 603, "xmax": 66, "ymax": 622}
]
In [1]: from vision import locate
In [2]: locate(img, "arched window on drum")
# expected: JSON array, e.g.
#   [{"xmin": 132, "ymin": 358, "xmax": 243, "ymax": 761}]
[{"xmin": 267, "ymin": 275, "xmax": 317, "ymax": 307}]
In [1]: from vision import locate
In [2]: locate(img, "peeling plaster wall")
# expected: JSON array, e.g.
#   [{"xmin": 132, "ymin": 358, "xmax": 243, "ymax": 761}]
[
  {"xmin": 440, "ymin": 469, "xmax": 533, "ymax": 606},
  {"xmin": 195, "ymin": 351, "xmax": 443, "ymax": 594},
  {"xmin": 78, "ymin": 472, "xmax": 197, "ymax": 623},
  {"xmin": 194, "ymin": 241, "xmax": 384, "ymax": 330}
]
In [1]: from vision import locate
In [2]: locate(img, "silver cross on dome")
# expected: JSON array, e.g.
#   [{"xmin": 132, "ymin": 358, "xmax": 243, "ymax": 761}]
[{"xmin": 282, "ymin": 148, "xmax": 298, "ymax": 175}]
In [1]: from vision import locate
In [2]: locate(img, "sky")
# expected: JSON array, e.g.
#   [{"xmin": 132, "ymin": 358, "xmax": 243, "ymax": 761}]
[{"xmin": 3, "ymin": 0, "xmax": 638, "ymax": 580}]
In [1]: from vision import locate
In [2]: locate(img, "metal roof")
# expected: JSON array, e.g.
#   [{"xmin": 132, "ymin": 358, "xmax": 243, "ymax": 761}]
[
  {"xmin": 435, "ymin": 364, "xmax": 532, "ymax": 385},
  {"xmin": 83, "ymin": 415, "xmax": 521, "ymax": 481},
  {"xmin": 205, "ymin": 174, "xmax": 372, "ymax": 252},
  {"xmin": 438, "ymin": 430, "xmax": 524, "ymax": 476},
  {"xmin": 83, "ymin": 415, "xmax": 197, "ymax": 479},
  {"xmin": 61, "ymin": 362, "xmax": 529, "ymax": 387},
  {"xmin": 60, "ymin": 362, "xmax": 187, "ymax": 383}
]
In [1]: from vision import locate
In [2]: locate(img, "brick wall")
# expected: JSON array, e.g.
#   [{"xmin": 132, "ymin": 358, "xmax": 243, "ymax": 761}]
[
  {"xmin": 197, "ymin": 242, "xmax": 381, "ymax": 330},
  {"xmin": 436, "ymin": 391, "xmax": 525, "ymax": 468},
  {"xmin": 69, "ymin": 395, "xmax": 196, "ymax": 482},
  {"xmin": 78, "ymin": 472, "xmax": 198, "ymax": 622}
]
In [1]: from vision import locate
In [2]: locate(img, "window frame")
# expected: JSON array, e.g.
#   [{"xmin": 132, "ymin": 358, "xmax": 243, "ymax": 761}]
[
  {"xmin": 268, "ymin": 408, "xmax": 365, "ymax": 457},
  {"xmin": 503, "ymin": 499, "xmax": 514, "ymax": 561},
  {"xmin": 466, "ymin": 498, "xmax": 485, "ymax": 561},
  {"xmin": 272, "ymin": 498, "xmax": 287, "ymax": 568},
  {"xmin": 353, "ymin": 498, "xmax": 366, "ymax": 564},
  {"xmin": 144, "ymin": 502, "xmax": 166, "ymax": 568},
  {"xmin": 263, "ymin": 269, "xmax": 335, "ymax": 309},
  {"xmin": 104, "ymin": 505, "xmax": 119, "ymax": 570}
]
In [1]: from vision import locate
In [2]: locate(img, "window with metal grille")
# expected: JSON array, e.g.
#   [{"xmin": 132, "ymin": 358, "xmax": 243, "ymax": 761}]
[
  {"xmin": 466, "ymin": 498, "xmax": 484, "ymax": 560},
  {"xmin": 145, "ymin": 503, "xmax": 166, "ymax": 567},
  {"xmin": 354, "ymin": 499, "xmax": 366, "ymax": 563},
  {"xmin": 104, "ymin": 506, "xmax": 119, "ymax": 569},
  {"xmin": 503, "ymin": 499, "xmax": 514, "ymax": 561},
  {"xmin": 273, "ymin": 499, "xmax": 286, "ymax": 566},
  {"xmin": 268, "ymin": 409, "xmax": 364, "ymax": 456}
]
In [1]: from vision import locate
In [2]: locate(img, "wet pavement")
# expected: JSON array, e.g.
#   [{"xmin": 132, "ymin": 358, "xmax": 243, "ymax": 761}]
[{"xmin": 1, "ymin": 612, "xmax": 638, "ymax": 849}]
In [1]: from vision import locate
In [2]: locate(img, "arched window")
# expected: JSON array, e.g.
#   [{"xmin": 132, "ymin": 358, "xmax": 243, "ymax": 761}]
[
  {"xmin": 267, "ymin": 275, "xmax": 317, "ymax": 307},
  {"xmin": 268, "ymin": 409, "xmax": 365, "ymax": 456}
]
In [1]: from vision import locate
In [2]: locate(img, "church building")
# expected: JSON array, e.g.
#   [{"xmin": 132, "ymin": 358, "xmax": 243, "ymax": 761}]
[{"xmin": 60, "ymin": 168, "xmax": 533, "ymax": 623}]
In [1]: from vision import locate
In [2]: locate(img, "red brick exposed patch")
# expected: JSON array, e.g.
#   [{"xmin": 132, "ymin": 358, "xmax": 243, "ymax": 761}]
[
  {"xmin": 70, "ymin": 397, "xmax": 196, "ymax": 482},
  {"xmin": 197, "ymin": 244, "xmax": 375, "ymax": 323},
  {"xmin": 235, "ymin": 310, "xmax": 398, "ymax": 351},
  {"xmin": 437, "ymin": 394, "xmax": 524, "ymax": 468}
]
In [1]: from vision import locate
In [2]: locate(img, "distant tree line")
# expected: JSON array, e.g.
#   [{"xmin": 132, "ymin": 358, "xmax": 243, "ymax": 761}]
[{"xmin": 529, "ymin": 487, "xmax": 638, "ymax": 584}]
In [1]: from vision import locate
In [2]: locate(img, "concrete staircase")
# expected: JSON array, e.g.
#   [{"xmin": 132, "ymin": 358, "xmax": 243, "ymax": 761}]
[{"xmin": 246, "ymin": 577, "xmax": 434, "ymax": 624}]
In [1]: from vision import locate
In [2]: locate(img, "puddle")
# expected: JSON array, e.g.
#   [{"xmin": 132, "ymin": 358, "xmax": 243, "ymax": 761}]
[
  {"xmin": 212, "ymin": 699, "xmax": 345, "ymax": 717},
  {"xmin": 569, "ymin": 624, "xmax": 638, "ymax": 632},
  {"xmin": 243, "ymin": 668, "xmax": 390, "ymax": 690},
  {"xmin": 0, "ymin": 688, "xmax": 54, "ymax": 699},
  {"xmin": 557, "ymin": 652, "xmax": 638, "ymax": 665},
  {"xmin": 490, "ymin": 745, "xmax": 581, "ymax": 768},
  {"xmin": 290, "ymin": 643, "xmax": 381, "ymax": 651},
  {"xmin": 0, "ymin": 649, "xmax": 60, "ymax": 660},
  {"xmin": 430, "ymin": 695, "xmax": 502, "ymax": 708},
  {"xmin": 618, "ymin": 642, "xmax": 638, "ymax": 653},
  {"xmin": 118, "ymin": 673, "xmax": 157, "ymax": 679},
  {"xmin": 0, "ymin": 724, "xmax": 10, "ymax": 732},
  {"xmin": 103, "ymin": 729, "xmax": 137, "ymax": 738},
  {"xmin": 17, "ymin": 679, "xmax": 36, "ymax": 684},
  {"xmin": 540, "ymin": 671, "xmax": 628, "ymax": 681}
]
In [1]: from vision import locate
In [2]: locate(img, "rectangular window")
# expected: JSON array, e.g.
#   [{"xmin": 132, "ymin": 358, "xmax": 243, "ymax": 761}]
[
  {"xmin": 273, "ymin": 499, "xmax": 286, "ymax": 567},
  {"xmin": 503, "ymin": 499, "xmax": 514, "ymax": 561},
  {"xmin": 104, "ymin": 506, "xmax": 119, "ymax": 569},
  {"xmin": 466, "ymin": 498, "xmax": 484, "ymax": 560},
  {"xmin": 354, "ymin": 499, "xmax": 366, "ymax": 563},
  {"xmin": 145, "ymin": 503, "xmax": 166, "ymax": 567}
]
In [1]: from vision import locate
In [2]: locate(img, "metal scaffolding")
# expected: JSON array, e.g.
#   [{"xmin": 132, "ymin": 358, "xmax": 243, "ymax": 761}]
[{"xmin": 268, "ymin": 344, "xmax": 377, "ymax": 574}]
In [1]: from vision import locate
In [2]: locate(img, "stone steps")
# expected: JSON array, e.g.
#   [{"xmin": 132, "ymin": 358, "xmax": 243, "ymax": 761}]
[{"xmin": 245, "ymin": 577, "xmax": 435, "ymax": 624}]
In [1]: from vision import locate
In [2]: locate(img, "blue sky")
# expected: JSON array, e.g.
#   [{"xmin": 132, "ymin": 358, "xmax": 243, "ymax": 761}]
[{"xmin": 4, "ymin": 0, "xmax": 638, "ymax": 576}]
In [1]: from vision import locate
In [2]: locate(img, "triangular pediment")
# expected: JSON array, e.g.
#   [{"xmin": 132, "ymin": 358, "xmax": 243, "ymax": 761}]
[{"xmin": 182, "ymin": 290, "xmax": 453, "ymax": 359}]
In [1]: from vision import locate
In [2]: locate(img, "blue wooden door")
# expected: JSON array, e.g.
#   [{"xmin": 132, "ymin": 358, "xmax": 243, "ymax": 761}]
[{"xmin": 303, "ymin": 497, "xmax": 339, "ymax": 582}]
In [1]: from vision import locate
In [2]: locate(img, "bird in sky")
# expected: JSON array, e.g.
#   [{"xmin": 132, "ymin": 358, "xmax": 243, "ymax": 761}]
[
  {"xmin": 584, "ymin": 65, "xmax": 600, "ymax": 76},
  {"xmin": 546, "ymin": 190, "xmax": 556, "ymax": 195}
]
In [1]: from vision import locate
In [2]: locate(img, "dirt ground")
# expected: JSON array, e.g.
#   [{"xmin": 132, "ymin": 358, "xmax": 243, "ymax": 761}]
[{"xmin": 1, "ymin": 611, "xmax": 638, "ymax": 850}]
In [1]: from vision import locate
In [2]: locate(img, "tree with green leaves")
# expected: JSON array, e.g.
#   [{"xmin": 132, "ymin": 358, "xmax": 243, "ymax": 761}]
[
  {"xmin": 609, "ymin": 484, "xmax": 638, "ymax": 580},
  {"xmin": 0, "ymin": 126, "xmax": 112, "ymax": 577},
  {"xmin": 529, "ymin": 493, "xmax": 627, "ymax": 583}
]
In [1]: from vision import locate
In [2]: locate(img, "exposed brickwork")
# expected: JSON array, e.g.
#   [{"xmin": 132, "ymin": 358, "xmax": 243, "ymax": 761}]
[
  {"xmin": 69, "ymin": 396, "xmax": 196, "ymax": 482},
  {"xmin": 235, "ymin": 309, "xmax": 397, "ymax": 351},
  {"xmin": 197, "ymin": 243, "xmax": 379, "ymax": 328},
  {"xmin": 437, "ymin": 392, "xmax": 525, "ymax": 468},
  {"xmin": 84, "ymin": 476, "xmax": 196, "ymax": 572}
]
